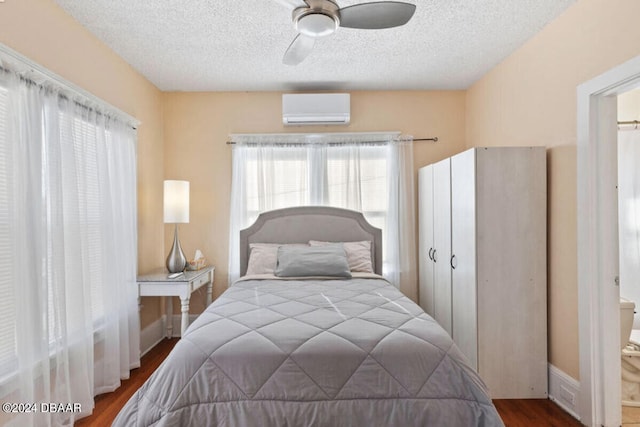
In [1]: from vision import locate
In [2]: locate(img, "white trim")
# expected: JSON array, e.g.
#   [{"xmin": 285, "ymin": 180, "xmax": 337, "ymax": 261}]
[
  {"xmin": 548, "ymin": 364, "xmax": 581, "ymax": 421},
  {"xmin": 140, "ymin": 317, "xmax": 165, "ymax": 357},
  {"xmin": 229, "ymin": 131, "xmax": 402, "ymax": 144},
  {"xmin": 0, "ymin": 42, "xmax": 140, "ymax": 128},
  {"xmin": 139, "ymin": 314, "xmax": 199, "ymax": 356},
  {"xmin": 577, "ymin": 54, "xmax": 640, "ymax": 427}
]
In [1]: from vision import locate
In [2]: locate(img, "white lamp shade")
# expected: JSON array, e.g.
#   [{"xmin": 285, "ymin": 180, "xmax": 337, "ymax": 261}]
[{"xmin": 164, "ymin": 180, "xmax": 189, "ymax": 223}]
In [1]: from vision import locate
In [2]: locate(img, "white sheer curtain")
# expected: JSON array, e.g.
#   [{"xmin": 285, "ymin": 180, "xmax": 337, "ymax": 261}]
[
  {"xmin": 0, "ymin": 63, "xmax": 139, "ymax": 426},
  {"xmin": 228, "ymin": 133, "xmax": 417, "ymax": 297},
  {"xmin": 618, "ymin": 129, "xmax": 640, "ymax": 329},
  {"xmin": 385, "ymin": 139, "xmax": 417, "ymax": 296}
]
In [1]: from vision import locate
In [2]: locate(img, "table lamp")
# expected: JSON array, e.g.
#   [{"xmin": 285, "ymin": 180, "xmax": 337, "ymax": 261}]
[{"xmin": 164, "ymin": 180, "xmax": 189, "ymax": 273}]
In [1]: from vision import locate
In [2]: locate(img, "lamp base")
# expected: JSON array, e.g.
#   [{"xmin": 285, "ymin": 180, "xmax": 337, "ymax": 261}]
[{"xmin": 166, "ymin": 224, "xmax": 187, "ymax": 273}]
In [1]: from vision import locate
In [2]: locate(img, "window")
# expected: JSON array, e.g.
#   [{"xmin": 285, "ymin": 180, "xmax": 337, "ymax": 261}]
[
  {"xmin": 228, "ymin": 136, "xmax": 417, "ymax": 287},
  {"xmin": 0, "ymin": 58, "xmax": 139, "ymax": 412},
  {"xmin": 245, "ymin": 146, "xmax": 309, "ymax": 218},
  {"xmin": 58, "ymin": 113, "xmax": 108, "ymax": 328},
  {"xmin": 326, "ymin": 146, "xmax": 389, "ymax": 234},
  {"xmin": 0, "ymin": 85, "xmax": 17, "ymax": 380},
  {"xmin": 242, "ymin": 144, "xmax": 389, "ymax": 234}
]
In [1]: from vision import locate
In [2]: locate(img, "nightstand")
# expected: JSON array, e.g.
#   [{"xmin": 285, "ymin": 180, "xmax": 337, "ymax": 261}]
[{"xmin": 138, "ymin": 266, "xmax": 214, "ymax": 338}]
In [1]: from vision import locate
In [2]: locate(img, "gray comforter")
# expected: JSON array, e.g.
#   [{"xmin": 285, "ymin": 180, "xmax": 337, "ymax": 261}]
[{"xmin": 114, "ymin": 276, "xmax": 504, "ymax": 426}]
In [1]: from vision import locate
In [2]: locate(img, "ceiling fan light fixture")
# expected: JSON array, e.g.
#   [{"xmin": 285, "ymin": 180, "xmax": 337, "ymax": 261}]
[
  {"xmin": 295, "ymin": 12, "xmax": 339, "ymax": 37},
  {"xmin": 284, "ymin": 0, "xmax": 416, "ymax": 66}
]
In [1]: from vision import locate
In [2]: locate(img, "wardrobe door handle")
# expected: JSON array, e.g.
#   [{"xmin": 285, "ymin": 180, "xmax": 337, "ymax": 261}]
[
  {"xmin": 428, "ymin": 248, "xmax": 433, "ymax": 261},
  {"xmin": 432, "ymin": 249, "xmax": 437, "ymax": 263},
  {"xmin": 451, "ymin": 254, "xmax": 457, "ymax": 270}
]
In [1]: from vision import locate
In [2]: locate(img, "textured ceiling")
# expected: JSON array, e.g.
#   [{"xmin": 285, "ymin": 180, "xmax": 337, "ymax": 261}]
[{"xmin": 52, "ymin": 0, "xmax": 575, "ymax": 92}]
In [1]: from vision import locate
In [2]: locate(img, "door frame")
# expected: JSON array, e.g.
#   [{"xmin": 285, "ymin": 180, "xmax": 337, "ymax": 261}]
[{"xmin": 577, "ymin": 54, "xmax": 640, "ymax": 427}]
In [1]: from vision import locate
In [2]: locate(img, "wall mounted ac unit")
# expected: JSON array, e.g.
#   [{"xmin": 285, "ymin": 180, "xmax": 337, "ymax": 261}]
[{"xmin": 282, "ymin": 93, "xmax": 350, "ymax": 126}]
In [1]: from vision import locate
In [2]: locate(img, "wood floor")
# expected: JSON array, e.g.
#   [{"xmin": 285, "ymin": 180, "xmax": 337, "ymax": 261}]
[
  {"xmin": 493, "ymin": 399, "xmax": 582, "ymax": 426},
  {"xmin": 75, "ymin": 338, "xmax": 584, "ymax": 426},
  {"xmin": 622, "ymin": 405, "xmax": 640, "ymax": 426},
  {"xmin": 75, "ymin": 338, "xmax": 179, "ymax": 426}
]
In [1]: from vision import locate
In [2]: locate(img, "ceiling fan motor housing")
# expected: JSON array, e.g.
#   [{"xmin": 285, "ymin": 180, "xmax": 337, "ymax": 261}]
[{"xmin": 293, "ymin": 0, "xmax": 340, "ymax": 38}]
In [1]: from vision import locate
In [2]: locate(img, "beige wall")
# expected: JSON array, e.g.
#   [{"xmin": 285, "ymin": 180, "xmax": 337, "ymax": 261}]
[
  {"xmin": 0, "ymin": 0, "xmax": 165, "ymax": 328},
  {"xmin": 162, "ymin": 90, "xmax": 466, "ymax": 307},
  {"xmin": 619, "ymin": 89, "xmax": 640, "ymax": 121},
  {"xmin": 466, "ymin": 0, "xmax": 640, "ymax": 380}
]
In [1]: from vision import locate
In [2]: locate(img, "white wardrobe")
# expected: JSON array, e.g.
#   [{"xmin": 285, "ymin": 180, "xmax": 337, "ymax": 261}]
[{"xmin": 418, "ymin": 147, "xmax": 547, "ymax": 399}]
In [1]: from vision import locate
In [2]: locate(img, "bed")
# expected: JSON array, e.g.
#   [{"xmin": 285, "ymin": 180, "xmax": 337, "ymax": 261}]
[{"xmin": 114, "ymin": 206, "xmax": 504, "ymax": 426}]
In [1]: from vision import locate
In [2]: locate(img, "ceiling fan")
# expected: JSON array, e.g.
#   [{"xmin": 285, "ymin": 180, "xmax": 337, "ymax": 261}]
[{"xmin": 275, "ymin": 0, "xmax": 417, "ymax": 66}]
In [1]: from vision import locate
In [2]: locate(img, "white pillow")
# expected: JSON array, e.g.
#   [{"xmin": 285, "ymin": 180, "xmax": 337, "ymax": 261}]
[
  {"xmin": 246, "ymin": 243, "xmax": 308, "ymax": 275},
  {"xmin": 308, "ymin": 240, "xmax": 373, "ymax": 273}
]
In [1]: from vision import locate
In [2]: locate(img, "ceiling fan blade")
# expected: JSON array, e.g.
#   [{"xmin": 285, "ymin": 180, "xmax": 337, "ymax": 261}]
[
  {"xmin": 283, "ymin": 34, "xmax": 316, "ymax": 66},
  {"xmin": 339, "ymin": 1, "xmax": 416, "ymax": 29},
  {"xmin": 271, "ymin": 0, "xmax": 308, "ymax": 10}
]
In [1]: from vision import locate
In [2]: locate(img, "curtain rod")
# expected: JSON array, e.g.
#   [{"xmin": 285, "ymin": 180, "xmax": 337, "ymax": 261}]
[
  {"xmin": 619, "ymin": 120, "xmax": 640, "ymax": 127},
  {"xmin": 226, "ymin": 137, "xmax": 438, "ymax": 145},
  {"xmin": 0, "ymin": 43, "xmax": 140, "ymax": 130}
]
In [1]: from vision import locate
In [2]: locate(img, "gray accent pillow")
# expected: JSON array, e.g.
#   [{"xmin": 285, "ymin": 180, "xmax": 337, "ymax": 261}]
[{"xmin": 275, "ymin": 244, "xmax": 352, "ymax": 278}]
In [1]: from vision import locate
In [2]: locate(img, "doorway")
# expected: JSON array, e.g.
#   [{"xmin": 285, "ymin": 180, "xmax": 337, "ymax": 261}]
[
  {"xmin": 577, "ymin": 54, "xmax": 640, "ymax": 427},
  {"xmin": 618, "ymin": 89, "xmax": 640, "ymax": 423}
]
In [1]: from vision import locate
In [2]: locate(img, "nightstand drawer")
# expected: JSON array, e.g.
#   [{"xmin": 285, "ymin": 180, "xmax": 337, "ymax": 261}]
[{"xmin": 192, "ymin": 274, "xmax": 210, "ymax": 291}]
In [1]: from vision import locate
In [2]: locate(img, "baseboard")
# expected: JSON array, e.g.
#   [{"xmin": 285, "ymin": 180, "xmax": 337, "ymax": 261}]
[
  {"xmin": 140, "ymin": 314, "xmax": 199, "ymax": 356},
  {"xmin": 140, "ymin": 317, "xmax": 165, "ymax": 357},
  {"xmin": 548, "ymin": 363, "xmax": 581, "ymax": 421}
]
